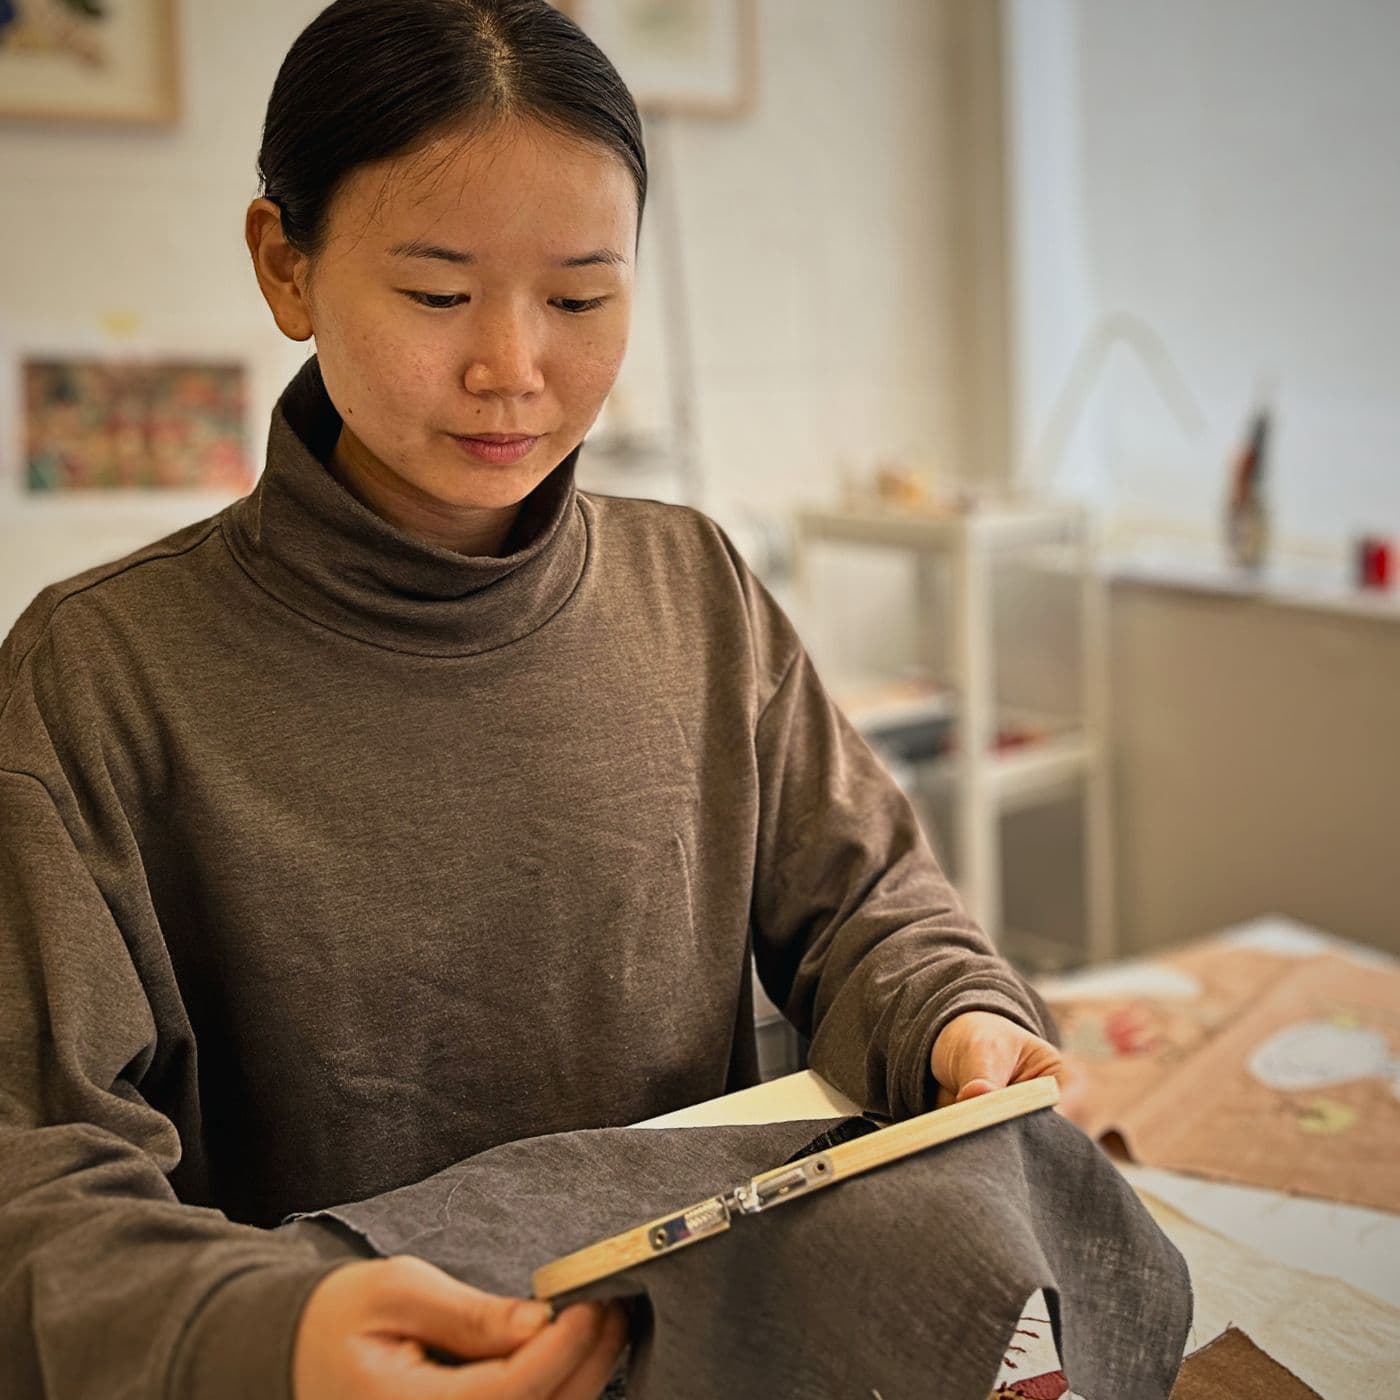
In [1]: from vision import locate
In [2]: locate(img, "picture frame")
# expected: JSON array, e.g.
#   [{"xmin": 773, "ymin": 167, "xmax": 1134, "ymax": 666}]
[
  {"xmin": 0, "ymin": 319, "xmax": 296, "ymax": 524},
  {"xmin": 0, "ymin": 0, "xmax": 181, "ymax": 126},
  {"xmin": 20, "ymin": 355, "xmax": 254, "ymax": 496},
  {"xmin": 554, "ymin": 0, "xmax": 756, "ymax": 118}
]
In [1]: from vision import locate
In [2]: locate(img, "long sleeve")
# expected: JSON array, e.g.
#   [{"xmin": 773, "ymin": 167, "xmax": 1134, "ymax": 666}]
[
  {"xmin": 0, "ymin": 770, "xmax": 342, "ymax": 1400},
  {"xmin": 725, "ymin": 540, "xmax": 1059, "ymax": 1121}
]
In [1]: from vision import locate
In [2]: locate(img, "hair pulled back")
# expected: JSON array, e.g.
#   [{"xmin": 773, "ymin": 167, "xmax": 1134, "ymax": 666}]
[{"xmin": 257, "ymin": 0, "xmax": 647, "ymax": 257}]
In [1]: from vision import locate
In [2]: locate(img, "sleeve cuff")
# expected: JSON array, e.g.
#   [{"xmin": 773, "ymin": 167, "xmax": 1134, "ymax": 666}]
[{"xmin": 168, "ymin": 1255, "xmax": 349, "ymax": 1400}]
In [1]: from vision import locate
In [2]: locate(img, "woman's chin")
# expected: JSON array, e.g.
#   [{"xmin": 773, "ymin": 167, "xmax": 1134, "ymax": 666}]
[{"xmin": 418, "ymin": 462, "xmax": 554, "ymax": 513}]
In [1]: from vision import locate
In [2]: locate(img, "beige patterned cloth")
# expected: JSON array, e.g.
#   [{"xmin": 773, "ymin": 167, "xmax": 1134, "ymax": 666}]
[
  {"xmin": 1051, "ymin": 941, "xmax": 1296, "ymax": 1141},
  {"xmin": 1048, "ymin": 944, "xmax": 1400, "ymax": 1212}
]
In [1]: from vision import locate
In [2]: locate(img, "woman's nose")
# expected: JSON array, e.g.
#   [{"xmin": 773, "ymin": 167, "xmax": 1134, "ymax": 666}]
[{"xmin": 463, "ymin": 311, "xmax": 544, "ymax": 399}]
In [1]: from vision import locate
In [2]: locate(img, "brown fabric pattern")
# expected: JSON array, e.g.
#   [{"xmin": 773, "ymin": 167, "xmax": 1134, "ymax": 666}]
[{"xmin": 1169, "ymin": 1327, "xmax": 1322, "ymax": 1399}]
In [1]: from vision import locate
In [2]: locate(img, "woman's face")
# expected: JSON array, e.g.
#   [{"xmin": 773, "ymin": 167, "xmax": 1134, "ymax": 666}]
[{"xmin": 261, "ymin": 118, "xmax": 636, "ymax": 528}]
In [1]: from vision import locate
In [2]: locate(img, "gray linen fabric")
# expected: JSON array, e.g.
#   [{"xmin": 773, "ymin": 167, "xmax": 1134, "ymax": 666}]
[{"xmin": 281, "ymin": 1106, "xmax": 1192, "ymax": 1399}]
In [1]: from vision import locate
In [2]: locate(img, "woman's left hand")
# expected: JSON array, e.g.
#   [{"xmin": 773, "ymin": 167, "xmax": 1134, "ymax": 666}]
[{"xmin": 931, "ymin": 1010, "xmax": 1088, "ymax": 1123}]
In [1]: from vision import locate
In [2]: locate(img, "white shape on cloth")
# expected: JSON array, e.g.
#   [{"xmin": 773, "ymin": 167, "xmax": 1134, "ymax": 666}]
[
  {"xmin": 1246, "ymin": 1021, "xmax": 1393, "ymax": 1091},
  {"xmin": 1032, "ymin": 961, "xmax": 1202, "ymax": 1004},
  {"xmin": 1218, "ymin": 915, "xmax": 1397, "ymax": 968}
]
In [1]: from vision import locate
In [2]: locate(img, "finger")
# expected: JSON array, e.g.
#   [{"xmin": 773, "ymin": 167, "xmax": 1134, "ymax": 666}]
[
  {"xmin": 466, "ymin": 1301, "xmax": 612, "ymax": 1398},
  {"xmin": 372, "ymin": 1256, "xmax": 552, "ymax": 1361},
  {"xmin": 547, "ymin": 1302, "xmax": 630, "ymax": 1400}
]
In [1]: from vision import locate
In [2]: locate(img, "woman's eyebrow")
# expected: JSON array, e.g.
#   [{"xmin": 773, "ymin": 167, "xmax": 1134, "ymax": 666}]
[
  {"xmin": 389, "ymin": 240, "xmax": 475, "ymax": 265},
  {"xmin": 387, "ymin": 240, "xmax": 626, "ymax": 269},
  {"xmin": 558, "ymin": 249, "xmax": 628, "ymax": 268}
]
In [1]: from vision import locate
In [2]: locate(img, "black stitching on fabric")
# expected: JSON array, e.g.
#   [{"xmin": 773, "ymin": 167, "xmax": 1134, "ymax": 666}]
[{"xmin": 780, "ymin": 1114, "xmax": 882, "ymax": 1165}]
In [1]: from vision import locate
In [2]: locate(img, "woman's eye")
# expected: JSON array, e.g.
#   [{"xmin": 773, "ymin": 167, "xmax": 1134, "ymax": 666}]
[
  {"xmin": 404, "ymin": 291, "xmax": 470, "ymax": 309},
  {"xmin": 401, "ymin": 292, "xmax": 607, "ymax": 313}
]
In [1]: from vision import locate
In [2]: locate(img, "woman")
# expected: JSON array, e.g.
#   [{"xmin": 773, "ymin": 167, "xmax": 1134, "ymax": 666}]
[{"xmin": 0, "ymin": 2, "xmax": 1069, "ymax": 1397}]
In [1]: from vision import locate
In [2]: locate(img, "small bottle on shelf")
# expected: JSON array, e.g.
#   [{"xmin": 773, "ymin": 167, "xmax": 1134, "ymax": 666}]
[{"xmin": 1225, "ymin": 404, "xmax": 1271, "ymax": 572}]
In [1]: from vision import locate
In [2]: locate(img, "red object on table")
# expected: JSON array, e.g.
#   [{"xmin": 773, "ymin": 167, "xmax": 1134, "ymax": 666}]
[{"xmin": 1357, "ymin": 536, "xmax": 1393, "ymax": 589}]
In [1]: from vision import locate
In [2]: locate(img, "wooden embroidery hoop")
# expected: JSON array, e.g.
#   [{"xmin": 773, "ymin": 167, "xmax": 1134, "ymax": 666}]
[{"xmin": 532, "ymin": 1075, "xmax": 1060, "ymax": 1301}]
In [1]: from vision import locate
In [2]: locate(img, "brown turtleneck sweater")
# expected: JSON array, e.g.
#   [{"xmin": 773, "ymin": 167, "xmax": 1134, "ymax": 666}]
[{"xmin": 0, "ymin": 356, "xmax": 1055, "ymax": 1399}]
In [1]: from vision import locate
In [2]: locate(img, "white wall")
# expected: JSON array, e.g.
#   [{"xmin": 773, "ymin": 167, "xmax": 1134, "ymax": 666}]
[
  {"xmin": 0, "ymin": 0, "xmax": 967, "ymax": 648},
  {"xmin": 1003, "ymin": 0, "xmax": 1096, "ymax": 497},
  {"xmin": 1001, "ymin": 0, "xmax": 1400, "ymax": 959},
  {"xmin": 1005, "ymin": 0, "xmax": 1400, "ymax": 551}
]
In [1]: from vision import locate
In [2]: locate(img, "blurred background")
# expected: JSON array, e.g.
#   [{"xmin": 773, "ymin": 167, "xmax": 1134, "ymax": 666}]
[{"xmin": 2, "ymin": 0, "xmax": 1396, "ymax": 980}]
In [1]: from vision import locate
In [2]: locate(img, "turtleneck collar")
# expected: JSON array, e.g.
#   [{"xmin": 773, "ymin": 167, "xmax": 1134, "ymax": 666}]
[{"xmin": 223, "ymin": 356, "xmax": 589, "ymax": 657}]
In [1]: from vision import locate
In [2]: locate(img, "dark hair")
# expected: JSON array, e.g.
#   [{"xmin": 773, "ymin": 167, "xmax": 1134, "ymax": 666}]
[{"xmin": 257, "ymin": 0, "xmax": 647, "ymax": 257}]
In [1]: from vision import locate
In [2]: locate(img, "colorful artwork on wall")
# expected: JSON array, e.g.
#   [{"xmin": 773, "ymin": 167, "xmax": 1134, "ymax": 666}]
[
  {"xmin": 22, "ymin": 357, "xmax": 254, "ymax": 493},
  {"xmin": 0, "ymin": 0, "xmax": 180, "ymax": 125}
]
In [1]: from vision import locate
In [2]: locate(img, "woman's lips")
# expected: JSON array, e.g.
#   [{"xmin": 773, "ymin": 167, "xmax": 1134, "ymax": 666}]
[{"xmin": 449, "ymin": 433, "xmax": 541, "ymax": 465}]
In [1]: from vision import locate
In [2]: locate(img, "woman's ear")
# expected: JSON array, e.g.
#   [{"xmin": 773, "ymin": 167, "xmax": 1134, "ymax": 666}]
[{"xmin": 246, "ymin": 198, "xmax": 314, "ymax": 342}]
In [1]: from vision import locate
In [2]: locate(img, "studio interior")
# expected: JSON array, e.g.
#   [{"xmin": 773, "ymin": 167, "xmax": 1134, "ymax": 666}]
[{"xmin": 1, "ymin": 2, "xmax": 1396, "ymax": 1397}]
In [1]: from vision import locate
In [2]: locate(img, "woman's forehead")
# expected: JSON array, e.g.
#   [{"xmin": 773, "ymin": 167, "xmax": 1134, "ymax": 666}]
[{"xmin": 328, "ymin": 120, "xmax": 637, "ymax": 258}]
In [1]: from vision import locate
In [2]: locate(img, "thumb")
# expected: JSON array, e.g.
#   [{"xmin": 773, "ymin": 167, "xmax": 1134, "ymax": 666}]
[
  {"xmin": 955, "ymin": 1076, "xmax": 999, "ymax": 1101},
  {"xmin": 373, "ymin": 1256, "xmax": 552, "ymax": 1361},
  {"xmin": 946, "ymin": 1030, "xmax": 1018, "ymax": 1099}
]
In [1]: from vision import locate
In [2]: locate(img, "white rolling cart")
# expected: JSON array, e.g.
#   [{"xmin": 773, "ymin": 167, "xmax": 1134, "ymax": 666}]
[{"xmin": 791, "ymin": 500, "xmax": 1116, "ymax": 969}]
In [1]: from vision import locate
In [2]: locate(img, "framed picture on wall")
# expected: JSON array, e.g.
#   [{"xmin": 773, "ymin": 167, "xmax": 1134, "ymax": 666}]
[
  {"xmin": 0, "ymin": 318, "xmax": 300, "ymax": 514},
  {"xmin": 19, "ymin": 355, "xmax": 254, "ymax": 494},
  {"xmin": 0, "ymin": 0, "xmax": 181, "ymax": 125},
  {"xmin": 554, "ymin": 0, "xmax": 756, "ymax": 118}
]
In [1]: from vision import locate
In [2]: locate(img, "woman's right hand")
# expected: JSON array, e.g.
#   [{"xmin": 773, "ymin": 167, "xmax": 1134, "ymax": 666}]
[{"xmin": 292, "ymin": 1256, "xmax": 629, "ymax": 1399}]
